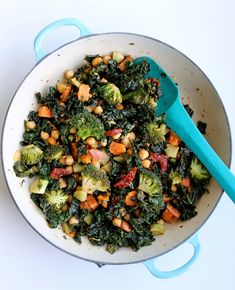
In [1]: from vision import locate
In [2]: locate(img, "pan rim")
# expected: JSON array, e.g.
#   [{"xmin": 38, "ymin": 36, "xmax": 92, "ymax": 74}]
[{"xmin": 1, "ymin": 31, "xmax": 232, "ymax": 265}]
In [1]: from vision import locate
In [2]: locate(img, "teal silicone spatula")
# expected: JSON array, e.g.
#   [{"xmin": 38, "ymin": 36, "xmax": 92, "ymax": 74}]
[{"xmin": 135, "ymin": 56, "xmax": 235, "ymax": 204}]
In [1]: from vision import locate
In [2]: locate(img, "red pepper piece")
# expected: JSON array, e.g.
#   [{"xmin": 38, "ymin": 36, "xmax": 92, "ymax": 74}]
[
  {"xmin": 149, "ymin": 153, "xmax": 168, "ymax": 173},
  {"xmin": 105, "ymin": 128, "xmax": 123, "ymax": 137},
  {"xmin": 50, "ymin": 168, "xmax": 70, "ymax": 179},
  {"xmin": 114, "ymin": 167, "xmax": 137, "ymax": 188},
  {"xmin": 150, "ymin": 78, "xmax": 160, "ymax": 86}
]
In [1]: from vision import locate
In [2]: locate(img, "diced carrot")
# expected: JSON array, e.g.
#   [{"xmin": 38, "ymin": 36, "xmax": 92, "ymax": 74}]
[
  {"xmin": 125, "ymin": 191, "xmax": 138, "ymax": 207},
  {"xmin": 162, "ymin": 203, "xmax": 181, "ymax": 224},
  {"xmin": 181, "ymin": 177, "xmax": 191, "ymax": 188},
  {"xmin": 77, "ymin": 84, "xmax": 92, "ymax": 101},
  {"xmin": 67, "ymin": 231, "xmax": 76, "ymax": 238},
  {"xmin": 116, "ymin": 103, "xmax": 124, "ymax": 110},
  {"xmin": 80, "ymin": 201, "xmax": 90, "ymax": 210},
  {"xmin": 60, "ymin": 85, "xmax": 72, "ymax": 103},
  {"xmin": 118, "ymin": 55, "xmax": 133, "ymax": 71},
  {"xmin": 87, "ymin": 195, "xmax": 99, "ymax": 212},
  {"xmin": 38, "ymin": 106, "xmax": 54, "ymax": 118},
  {"xmin": 47, "ymin": 136, "xmax": 57, "ymax": 145},
  {"xmin": 120, "ymin": 220, "xmax": 132, "ymax": 232},
  {"xmin": 167, "ymin": 131, "xmax": 181, "ymax": 146},
  {"xmin": 109, "ymin": 141, "xmax": 126, "ymax": 155},
  {"xmin": 71, "ymin": 142, "xmax": 78, "ymax": 161},
  {"xmin": 97, "ymin": 193, "xmax": 110, "ymax": 208},
  {"xmin": 81, "ymin": 153, "xmax": 92, "ymax": 164}
]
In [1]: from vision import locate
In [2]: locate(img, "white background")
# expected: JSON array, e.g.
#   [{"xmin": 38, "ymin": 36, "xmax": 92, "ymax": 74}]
[{"xmin": 1, "ymin": 0, "xmax": 235, "ymax": 289}]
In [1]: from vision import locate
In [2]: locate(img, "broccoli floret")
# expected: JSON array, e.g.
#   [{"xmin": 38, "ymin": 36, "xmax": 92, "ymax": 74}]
[
  {"xmin": 170, "ymin": 170, "xmax": 182, "ymax": 185},
  {"xmin": 45, "ymin": 190, "xmax": 68, "ymax": 210},
  {"xmin": 190, "ymin": 157, "xmax": 210, "ymax": 183},
  {"xmin": 98, "ymin": 82, "xmax": 122, "ymax": 105},
  {"xmin": 13, "ymin": 160, "xmax": 35, "ymax": 177},
  {"xmin": 21, "ymin": 144, "xmax": 43, "ymax": 165},
  {"xmin": 144, "ymin": 122, "xmax": 166, "ymax": 145},
  {"xmin": 70, "ymin": 111, "xmax": 104, "ymax": 140},
  {"xmin": 138, "ymin": 168, "xmax": 162, "ymax": 195},
  {"xmin": 44, "ymin": 145, "xmax": 63, "ymax": 163},
  {"xmin": 81, "ymin": 164, "xmax": 110, "ymax": 194}
]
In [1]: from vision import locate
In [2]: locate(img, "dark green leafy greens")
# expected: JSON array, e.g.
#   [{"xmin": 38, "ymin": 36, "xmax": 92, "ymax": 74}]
[{"xmin": 13, "ymin": 52, "xmax": 211, "ymax": 254}]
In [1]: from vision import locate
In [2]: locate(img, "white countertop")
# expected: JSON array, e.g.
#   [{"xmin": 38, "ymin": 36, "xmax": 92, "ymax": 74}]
[{"xmin": 1, "ymin": 0, "xmax": 235, "ymax": 289}]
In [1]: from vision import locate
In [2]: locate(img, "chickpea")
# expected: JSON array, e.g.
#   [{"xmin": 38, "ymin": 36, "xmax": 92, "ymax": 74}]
[
  {"xmin": 142, "ymin": 159, "xmax": 151, "ymax": 169},
  {"xmin": 123, "ymin": 214, "xmax": 131, "ymax": 221},
  {"xmin": 40, "ymin": 131, "xmax": 50, "ymax": 140},
  {"xmin": 171, "ymin": 184, "xmax": 177, "ymax": 192},
  {"xmin": 92, "ymin": 57, "xmax": 103, "ymax": 67},
  {"xmin": 124, "ymin": 132, "xmax": 136, "ymax": 141},
  {"xmin": 128, "ymin": 132, "xmax": 136, "ymax": 141},
  {"xmin": 57, "ymin": 82, "xmax": 67, "ymax": 93},
  {"xmin": 66, "ymin": 155, "xmax": 74, "ymax": 166},
  {"xmin": 51, "ymin": 129, "xmax": 60, "ymax": 139},
  {"xmin": 120, "ymin": 207, "xmax": 127, "ymax": 217},
  {"xmin": 112, "ymin": 132, "xmax": 122, "ymax": 140},
  {"xmin": 26, "ymin": 120, "xmax": 36, "ymax": 130},
  {"xmin": 85, "ymin": 137, "xmax": 98, "ymax": 148},
  {"xmin": 127, "ymin": 148, "xmax": 134, "ymax": 156},
  {"xmin": 13, "ymin": 150, "xmax": 21, "ymax": 162},
  {"xmin": 121, "ymin": 138, "xmax": 131, "ymax": 149},
  {"xmin": 65, "ymin": 165, "xmax": 73, "ymax": 174},
  {"xmin": 100, "ymin": 138, "xmax": 107, "ymax": 147},
  {"xmin": 69, "ymin": 216, "xmax": 79, "ymax": 226},
  {"xmin": 100, "ymin": 78, "xmax": 108, "ymax": 83},
  {"xmin": 102, "ymin": 55, "xmax": 111, "ymax": 64},
  {"xmin": 138, "ymin": 149, "xmax": 149, "ymax": 160},
  {"xmin": 94, "ymin": 105, "xmax": 103, "ymax": 115},
  {"xmin": 65, "ymin": 69, "xmax": 74, "ymax": 79},
  {"xmin": 59, "ymin": 178, "xmax": 67, "ymax": 189}
]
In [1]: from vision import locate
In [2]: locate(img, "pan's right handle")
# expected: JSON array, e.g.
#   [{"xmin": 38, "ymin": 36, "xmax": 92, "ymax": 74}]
[
  {"xmin": 34, "ymin": 18, "xmax": 91, "ymax": 62},
  {"xmin": 143, "ymin": 235, "xmax": 200, "ymax": 279}
]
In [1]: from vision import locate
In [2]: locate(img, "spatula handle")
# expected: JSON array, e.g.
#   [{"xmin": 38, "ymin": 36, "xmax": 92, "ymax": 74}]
[{"xmin": 166, "ymin": 98, "xmax": 235, "ymax": 203}]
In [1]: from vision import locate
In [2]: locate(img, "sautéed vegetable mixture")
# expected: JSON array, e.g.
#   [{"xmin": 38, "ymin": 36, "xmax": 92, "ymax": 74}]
[{"xmin": 13, "ymin": 52, "xmax": 210, "ymax": 253}]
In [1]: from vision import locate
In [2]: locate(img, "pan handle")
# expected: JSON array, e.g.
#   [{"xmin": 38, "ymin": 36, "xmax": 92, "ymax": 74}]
[
  {"xmin": 34, "ymin": 18, "xmax": 91, "ymax": 62},
  {"xmin": 143, "ymin": 235, "xmax": 200, "ymax": 279}
]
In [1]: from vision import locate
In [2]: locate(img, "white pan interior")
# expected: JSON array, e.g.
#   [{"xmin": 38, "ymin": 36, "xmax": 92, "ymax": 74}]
[{"xmin": 2, "ymin": 33, "xmax": 231, "ymax": 264}]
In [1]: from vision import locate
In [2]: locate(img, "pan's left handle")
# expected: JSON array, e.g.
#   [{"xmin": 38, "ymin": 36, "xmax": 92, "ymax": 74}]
[
  {"xmin": 34, "ymin": 18, "xmax": 91, "ymax": 62},
  {"xmin": 143, "ymin": 235, "xmax": 200, "ymax": 279}
]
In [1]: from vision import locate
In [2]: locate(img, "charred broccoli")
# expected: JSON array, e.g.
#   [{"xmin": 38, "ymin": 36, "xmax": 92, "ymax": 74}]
[
  {"xmin": 144, "ymin": 122, "xmax": 166, "ymax": 145},
  {"xmin": 138, "ymin": 168, "xmax": 162, "ymax": 195},
  {"xmin": 81, "ymin": 164, "xmax": 110, "ymax": 194},
  {"xmin": 21, "ymin": 144, "xmax": 43, "ymax": 165},
  {"xmin": 44, "ymin": 145, "xmax": 63, "ymax": 163},
  {"xmin": 98, "ymin": 82, "xmax": 123, "ymax": 105},
  {"xmin": 170, "ymin": 170, "xmax": 182, "ymax": 185},
  {"xmin": 190, "ymin": 157, "xmax": 210, "ymax": 183},
  {"xmin": 13, "ymin": 160, "xmax": 35, "ymax": 177},
  {"xmin": 45, "ymin": 190, "xmax": 68, "ymax": 210},
  {"xmin": 70, "ymin": 111, "xmax": 104, "ymax": 140}
]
